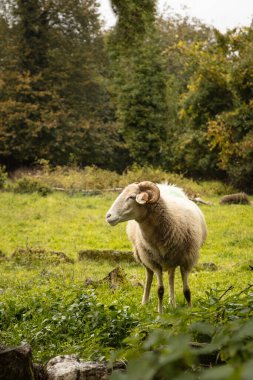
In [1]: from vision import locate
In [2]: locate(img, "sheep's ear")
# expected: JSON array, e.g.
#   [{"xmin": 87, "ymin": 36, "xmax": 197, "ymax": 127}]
[
  {"xmin": 136, "ymin": 192, "xmax": 149, "ymax": 204},
  {"xmin": 138, "ymin": 181, "xmax": 160, "ymax": 203}
]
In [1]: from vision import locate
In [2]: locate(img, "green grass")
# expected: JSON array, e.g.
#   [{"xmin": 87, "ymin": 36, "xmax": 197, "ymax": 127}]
[
  {"xmin": 0, "ymin": 191, "xmax": 252, "ymax": 364},
  {"xmin": 0, "ymin": 192, "xmax": 131, "ymax": 255}
]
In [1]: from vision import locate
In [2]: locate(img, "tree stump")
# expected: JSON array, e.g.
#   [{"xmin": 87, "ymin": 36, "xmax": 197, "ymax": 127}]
[{"xmin": 0, "ymin": 344, "xmax": 37, "ymax": 380}]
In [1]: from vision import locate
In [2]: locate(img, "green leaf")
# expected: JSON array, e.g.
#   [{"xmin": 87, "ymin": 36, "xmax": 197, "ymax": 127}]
[
  {"xmin": 200, "ymin": 365, "xmax": 234, "ymax": 380},
  {"xmin": 241, "ymin": 359, "xmax": 253, "ymax": 380}
]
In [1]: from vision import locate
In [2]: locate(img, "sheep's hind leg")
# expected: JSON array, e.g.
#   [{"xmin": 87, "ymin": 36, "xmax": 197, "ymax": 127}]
[
  {"xmin": 142, "ymin": 267, "xmax": 154, "ymax": 305},
  {"xmin": 180, "ymin": 267, "xmax": 192, "ymax": 307},
  {"xmin": 155, "ymin": 269, "xmax": 164, "ymax": 314},
  {"xmin": 168, "ymin": 267, "xmax": 176, "ymax": 307}
]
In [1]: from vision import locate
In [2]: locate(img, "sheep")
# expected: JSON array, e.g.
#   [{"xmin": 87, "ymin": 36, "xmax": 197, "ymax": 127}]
[{"xmin": 106, "ymin": 181, "xmax": 207, "ymax": 313}]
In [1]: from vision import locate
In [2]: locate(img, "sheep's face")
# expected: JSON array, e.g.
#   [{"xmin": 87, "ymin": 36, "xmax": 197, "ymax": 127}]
[{"xmin": 106, "ymin": 182, "xmax": 160, "ymax": 226}]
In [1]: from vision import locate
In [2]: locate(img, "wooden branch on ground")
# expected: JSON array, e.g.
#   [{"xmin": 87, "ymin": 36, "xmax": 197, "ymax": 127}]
[
  {"xmin": 220, "ymin": 192, "xmax": 251, "ymax": 205},
  {"xmin": 190, "ymin": 197, "xmax": 214, "ymax": 206},
  {"xmin": 52, "ymin": 187, "xmax": 123, "ymax": 195}
]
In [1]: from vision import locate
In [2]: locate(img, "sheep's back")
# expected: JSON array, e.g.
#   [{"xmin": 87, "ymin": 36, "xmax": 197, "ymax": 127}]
[
  {"xmin": 158, "ymin": 184, "xmax": 188, "ymax": 201},
  {"xmin": 164, "ymin": 197, "xmax": 207, "ymax": 248}
]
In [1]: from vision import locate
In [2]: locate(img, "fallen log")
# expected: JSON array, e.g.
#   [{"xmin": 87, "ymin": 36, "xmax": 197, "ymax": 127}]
[
  {"xmin": 220, "ymin": 192, "xmax": 251, "ymax": 205},
  {"xmin": 52, "ymin": 187, "xmax": 123, "ymax": 195}
]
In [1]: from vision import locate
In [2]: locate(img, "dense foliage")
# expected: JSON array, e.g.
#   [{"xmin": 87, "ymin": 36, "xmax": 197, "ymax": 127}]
[
  {"xmin": 108, "ymin": 1, "xmax": 168, "ymax": 166},
  {"xmin": 0, "ymin": 0, "xmax": 125, "ymax": 169},
  {"xmin": 0, "ymin": 0, "xmax": 252, "ymax": 189},
  {"xmin": 0, "ymin": 283, "xmax": 139, "ymax": 362},
  {"xmin": 112, "ymin": 286, "xmax": 253, "ymax": 380}
]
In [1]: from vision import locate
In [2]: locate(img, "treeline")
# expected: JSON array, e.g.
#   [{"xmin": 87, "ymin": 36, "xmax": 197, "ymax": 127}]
[{"xmin": 0, "ymin": 0, "xmax": 252, "ymax": 191}]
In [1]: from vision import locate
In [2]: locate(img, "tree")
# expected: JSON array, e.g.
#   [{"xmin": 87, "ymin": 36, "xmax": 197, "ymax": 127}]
[
  {"xmin": 208, "ymin": 26, "xmax": 253, "ymax": 191},
  {"xmin": 174, "ymin": 31, "xmax": 233, "ymax": 177},
  {"xmin": 108, "ymin": 0, "xmax": 168, "ymax": 166},
  {"xmin": 171, "ymin": 22, "xmax": 253, "ymax": 189},
  {"xmin": 14, "ymin": 0, "xmax": 50, "ymax": 75},
  {"xmin": 0, "ymin": 0, "xmax": 121, "ymax": 168},
  {"xmin": 116, "ymin": 35, "xmax": 168, "ymax": 166},
  {"xmin": 156, "ymin": 14, "xmax": 213, "ymax": 172},
  {"xmin": 111, "ymin": 0, "xmax": 156, "ymax": 49}
]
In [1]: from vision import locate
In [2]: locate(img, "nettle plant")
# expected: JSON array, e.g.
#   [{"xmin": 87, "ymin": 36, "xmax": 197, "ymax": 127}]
[
  {"xmin": 0, "ymin": 287, "xmax": 139, "ymax": 362},
  {"xmin": 111, "ymin": 285, "xmax": 253, "ymax": 380}
]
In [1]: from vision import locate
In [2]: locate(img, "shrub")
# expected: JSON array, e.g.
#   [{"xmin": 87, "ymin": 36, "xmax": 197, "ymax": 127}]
[
  {"xmin": 13, "ymin": 177, "xmax": 52, "ymax": 196},
  {"xmin": 11, "ymin": 165, "xmax": 236, "ymax": 196},
  {"xmin": 120, "ymin": 165, "xmax": 234, "ymax": 196},
  {"xmin": 0, "ymin": 165, "xmax": 7, "ymax": 189},
  {"xmin": 33, "ymin": 165, "xmax": 121, "ymax": 192}
]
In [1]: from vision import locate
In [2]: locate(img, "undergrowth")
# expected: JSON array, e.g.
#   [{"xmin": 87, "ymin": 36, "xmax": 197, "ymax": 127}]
[
  {"xmin": 9, "ymin": 164, "xmax": 236, "ymax": 196},
  {"xmin": 0, "ymin": 284, "xmax": 139, "ymax": 363},
  {"xmin": 111, "ymin": 285, "xmax": 253, "ymax": 380}
]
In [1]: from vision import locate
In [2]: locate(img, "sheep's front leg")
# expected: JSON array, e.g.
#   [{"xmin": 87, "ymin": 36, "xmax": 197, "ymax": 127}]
[
  {"xmin": 142, "ymin": 267, "xmax": 154, "ymax": 305},
  {"xmin": 168, "ymin": 267, "xmax": 176, "ymax": 308},
  {"xmin": 180, "ymin": 267, "xmax": 192, "ymax": 307},
  {"xmin": 155, "ymin": 269, "xmax": 164, "ymax": 314}
]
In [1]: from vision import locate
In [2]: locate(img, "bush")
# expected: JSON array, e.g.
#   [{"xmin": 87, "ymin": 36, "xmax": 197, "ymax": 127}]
[
  {"xmin": 120, "ymin": 165, "xmax": 234, "ymax": 196},
  {"xmin": 227, "ymin": 161, "xmax": 253, "ymax": 194},
  {"xmin": 10, "ymin": 165, "xmax": 235, "ymax": 196},
  {"xmin": 0, "ymin": 165, "xmax": 7, "ymax": 189},
  {"xmin": 34, "ymin": 165, "xmax": 121, "ymax": 192},
  {"xmin": 13, "ymin": 177, "xmax": 52, "ymax": 196}
]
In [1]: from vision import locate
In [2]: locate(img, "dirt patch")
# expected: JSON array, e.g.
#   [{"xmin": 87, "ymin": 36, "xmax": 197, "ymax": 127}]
[
  {"xmin": 193, "ymin": 262, "xmax": 218, "ymax": 272},
  {"xmin": 78, "ymin": 249, "xmax": 135, "ymax": 263},
  {"xmin": 12, "ymin": 248, "xmax": 74, "ymax": 264},
  {"xmin": 85, "ymin": 266, "xmax": 143, "ymax": 290}
]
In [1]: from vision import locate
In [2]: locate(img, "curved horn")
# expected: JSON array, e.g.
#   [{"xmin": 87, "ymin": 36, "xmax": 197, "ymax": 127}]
[{"xmin": 138, "ymin": 181, "xmax": 160, "ymax": 204}]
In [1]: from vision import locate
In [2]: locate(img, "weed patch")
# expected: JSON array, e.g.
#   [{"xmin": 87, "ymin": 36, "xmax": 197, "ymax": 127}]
[
  {"xmin": 13, "ymin": 176, "xmax": 52, "ymax": 196},
  {"xmin": 0, "ymin": 286, "xmax": 139, "ymax": 363},
  {"xmin": 111, "ymin": 286, "xmax": 253, "ymax": 380},
  {"xmin": 11, "ymin": 247, "xmax": 74, "ymax": 265},
  {"xmin": 9, "ymin": 165, "xmax": 236, "ymax": 196},
  {"xmin": 78, "ymin": 249, "xmax": 135, "ymax": 263}
]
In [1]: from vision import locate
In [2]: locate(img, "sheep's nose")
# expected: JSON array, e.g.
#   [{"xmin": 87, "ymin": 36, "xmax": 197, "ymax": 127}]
[{"xmin": 106, "ymin": 212, "xmax": 111, "ymax": 219}]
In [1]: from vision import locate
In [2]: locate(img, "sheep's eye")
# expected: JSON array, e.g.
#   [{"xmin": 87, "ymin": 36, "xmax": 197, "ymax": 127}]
[{"xmin": 127, "ymin": 195, "xmax": 136, "ymax": 201}]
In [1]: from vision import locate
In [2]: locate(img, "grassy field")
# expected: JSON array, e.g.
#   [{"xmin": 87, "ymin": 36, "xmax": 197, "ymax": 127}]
[{"xmin": 0, "ymin": 190, "xmax": 252, "ymax": 365}]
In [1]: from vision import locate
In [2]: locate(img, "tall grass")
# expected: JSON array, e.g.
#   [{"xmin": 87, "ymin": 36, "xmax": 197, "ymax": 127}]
[{"xmin": 9, "ymin": 164, "xmax": 235, "ymax": 196}]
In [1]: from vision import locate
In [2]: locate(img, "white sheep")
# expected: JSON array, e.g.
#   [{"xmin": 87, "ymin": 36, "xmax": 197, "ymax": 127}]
[{"xmin": 106, "ymin": 181, "xmax": 207, "ymax": 313}]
